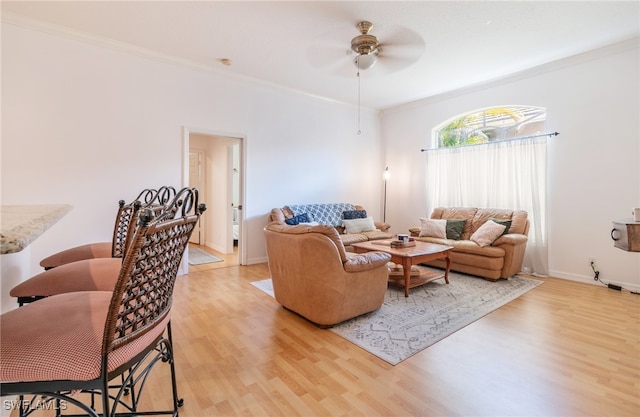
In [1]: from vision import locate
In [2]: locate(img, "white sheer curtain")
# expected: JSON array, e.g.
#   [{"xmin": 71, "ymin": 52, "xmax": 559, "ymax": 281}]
[{"xmin": 425, "ymin": 137, "xmax": 548, "ymax": 276}]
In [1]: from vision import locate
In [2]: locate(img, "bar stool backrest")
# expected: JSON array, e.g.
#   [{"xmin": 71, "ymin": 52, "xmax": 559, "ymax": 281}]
[{"xmin": 103, "ymin": 187, "xmax": 205, "ymax": 359}]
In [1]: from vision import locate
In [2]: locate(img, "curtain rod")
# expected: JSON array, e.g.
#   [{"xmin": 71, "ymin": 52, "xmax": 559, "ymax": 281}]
[{"xmin": 420, "ymin": 131, "xmax": 559, "ymax": 152}]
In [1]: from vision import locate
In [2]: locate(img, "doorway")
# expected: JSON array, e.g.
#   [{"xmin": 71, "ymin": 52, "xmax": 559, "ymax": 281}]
[{"xmin": 183, "ymin": 128, "xmax": 245, "ymax": 271}]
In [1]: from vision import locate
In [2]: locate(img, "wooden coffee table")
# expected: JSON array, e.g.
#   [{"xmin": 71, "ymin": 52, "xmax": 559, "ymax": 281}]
[{"xmin": 351, "ymin": 240, "xmax": 453, "ymax": 297}]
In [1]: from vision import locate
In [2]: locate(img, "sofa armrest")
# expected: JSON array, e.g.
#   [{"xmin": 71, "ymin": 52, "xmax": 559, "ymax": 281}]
[
  {"xmin": 492, "ymin": 233, "xmax": 528, "ymax": 278},
  {"xmin": 409, "ymin": 227, "xmax": 421, "ymax": 237},
  {"xmin": 374, "ymin": 221, "xmax": 391, "ymax": 232},
  {"xmin": 492, "ymin": 233, "xmax": 528, "ymax": 246},
  {"xmin": 269, "ymin": 208, "xmax": 286, "ymax": 223},
  {"xmin": 344, "ymin": 252, "xmax": 391, "ymax": 272}
]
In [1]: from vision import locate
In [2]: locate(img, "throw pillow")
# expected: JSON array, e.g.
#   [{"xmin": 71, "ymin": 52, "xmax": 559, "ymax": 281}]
[
  {"xmin": 285, "ymin": 213, "xmax": 311, "ymax": 225},
  {"xmin": 489, "ymin": 218, "xmax": 512, "ymax": 235},
  {"xmin": 470, "ymin": 220, "xmax": 507, "ymax": 247},
  {"xmin": 445, "ymin": 219, "xmax": 466, "ymax": 240},
  {"xmin": 343, "ymin": 217, "xmax": 376, "ymax": 234},
  {"xmin": 418, "ymin": 218, "xmax": 447, "ymax": 238},
  {"xmin": 342, "ymin": 209, "xmax": 367, "ymax": 220}
]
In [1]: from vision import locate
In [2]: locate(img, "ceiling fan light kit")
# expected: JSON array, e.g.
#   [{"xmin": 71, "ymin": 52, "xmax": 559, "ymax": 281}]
[{"xmin": 354, "ymin": 53, "xmax": 377, "ymax": 70}]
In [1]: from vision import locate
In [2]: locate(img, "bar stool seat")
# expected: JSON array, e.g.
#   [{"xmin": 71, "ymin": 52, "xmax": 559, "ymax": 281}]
[
  {"xmin": 10, "ymin": 258, "xmax": 122, "ymax": 304},
  {"xmin": 39, "ymin": 242, "xmax": 113, "ymax": 270},
  {"xmin": 1, "ymin": 291, "xmax": 169, "ymax": 383}
]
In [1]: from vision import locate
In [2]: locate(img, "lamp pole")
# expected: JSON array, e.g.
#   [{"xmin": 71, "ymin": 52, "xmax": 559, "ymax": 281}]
[{"xmin": 383, "ymin": 166, "xmax": 389, "ymax": 223}]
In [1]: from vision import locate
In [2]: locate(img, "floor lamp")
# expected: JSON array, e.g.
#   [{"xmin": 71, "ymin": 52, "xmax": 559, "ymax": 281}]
[{"xmin": 383, "ymin": 166, "xmax": 390, "ymax": 222}]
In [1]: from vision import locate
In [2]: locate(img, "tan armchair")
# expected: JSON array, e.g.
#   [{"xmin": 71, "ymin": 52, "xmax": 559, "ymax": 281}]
[{"xmin": 264, "ymin": 222, "xmax": 392, "ymax": 327}]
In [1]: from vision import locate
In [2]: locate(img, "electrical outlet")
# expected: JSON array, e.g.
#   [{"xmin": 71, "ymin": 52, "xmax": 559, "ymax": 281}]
[{"xmin": 589, "ymin": 257, "xmax": 597, "ymax": 266}]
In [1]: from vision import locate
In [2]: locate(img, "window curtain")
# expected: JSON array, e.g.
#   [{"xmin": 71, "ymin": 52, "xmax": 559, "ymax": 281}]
[{"xmin": 425, "ymin": 137, "xmax": 548, "ymax": 276}]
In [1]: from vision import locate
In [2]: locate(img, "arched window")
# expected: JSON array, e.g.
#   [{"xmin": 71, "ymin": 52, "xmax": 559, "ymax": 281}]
[
  {"xmin": 436, "ymin": 106, "xmax": 546, "ymax": 148},
  {"xmin": 426, "ymin": 105, "xmax": 550, "ymax": 276}
]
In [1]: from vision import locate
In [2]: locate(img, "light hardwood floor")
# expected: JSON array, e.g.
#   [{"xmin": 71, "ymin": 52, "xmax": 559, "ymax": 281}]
[
  {"xmin": 134, "ymin": 261, "xmax": 640, "ymax": 417},
  {"xmin": 14, "ymin": 260, "xmax": 639, "ymax": 416}
]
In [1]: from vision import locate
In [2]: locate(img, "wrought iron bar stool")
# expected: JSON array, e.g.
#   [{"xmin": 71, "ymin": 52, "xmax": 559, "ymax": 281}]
[
  {"xmin": 0, "ymin": 187, "xmax": 206, "ymax": 417},
  {"xmin": 11, "ymin": 187, "xmax": 177, "ymax": 306},
  {"xmin": 38, "ymin": 187, "xmax": 176, "ymax": 270}
]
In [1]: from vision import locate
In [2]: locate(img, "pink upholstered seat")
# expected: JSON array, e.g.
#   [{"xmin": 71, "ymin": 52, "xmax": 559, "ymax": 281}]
[
  {"xmin": 1, "ymin": 291, "xmax": 169, "ymax": 383},
  {"xmin": 10, "ymin": 258, "xmax": 122, "ymax": 303},
  {"xmin": 39, "ymin": 242, "xmax": 114, "ymax": 270}
]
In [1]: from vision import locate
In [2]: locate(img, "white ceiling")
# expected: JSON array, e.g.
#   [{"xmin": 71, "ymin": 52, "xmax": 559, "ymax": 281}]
[{"xmin": 2, "ymin": 1, "xmax": 639, "ymax": 110}]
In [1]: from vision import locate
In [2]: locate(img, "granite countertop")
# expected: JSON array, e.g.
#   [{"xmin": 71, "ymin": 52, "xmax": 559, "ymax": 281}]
[{"xmin": 0, "ymin": 205, "xmax": 73, "ymax": 254}]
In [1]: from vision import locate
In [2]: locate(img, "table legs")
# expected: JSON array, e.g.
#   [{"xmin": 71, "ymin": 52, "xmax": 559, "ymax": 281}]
[
  {"xmin": 399, "ymin": 252, "xmax": 451, "ymax": 297},
  {"xmin": 444, "ymin": 253, "xmax": 451, "ymax": 284},
  {"xmin": 401, "ymin": 258, "xmax": 412, "ymax": 297}
]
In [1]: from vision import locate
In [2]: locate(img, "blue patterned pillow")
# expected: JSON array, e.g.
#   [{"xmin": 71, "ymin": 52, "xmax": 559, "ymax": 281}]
[
  {"xmin": 285, "ymin": 213, "xmax": 311, "ymax": 225},
  {"xmin": 343, "ymin": 210, "xmax": 367, "ymax": 220},
  {"xmin": 289, "ymin": 203, "xmax": 356, "ymax": 226}
]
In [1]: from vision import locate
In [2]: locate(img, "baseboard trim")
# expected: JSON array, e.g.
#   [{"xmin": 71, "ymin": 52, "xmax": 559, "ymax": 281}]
[{"xmin": 549, "ymin": 270, "xmax": 640, "ymax": 293}]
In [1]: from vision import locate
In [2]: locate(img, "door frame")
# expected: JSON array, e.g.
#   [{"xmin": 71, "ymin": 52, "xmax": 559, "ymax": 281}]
[
  {"xmin": 181, "ymin": 126, "xmax": 247, "ymax": 271},
  {"xmin": 188, "ymin": 149, "xmax": 205, "ymax": 245}
]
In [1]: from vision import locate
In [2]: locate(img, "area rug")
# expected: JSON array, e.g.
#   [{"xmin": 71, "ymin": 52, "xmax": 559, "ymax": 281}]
[
  {"xmin": 188, "ymin": 247, "xmax": 223, "ymax": 265},
  {"xmin": 250, "ymin": 269, "xmax": 542, "ymax": 365}
]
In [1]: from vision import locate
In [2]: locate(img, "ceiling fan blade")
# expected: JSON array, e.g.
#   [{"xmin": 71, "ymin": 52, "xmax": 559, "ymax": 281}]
[
  {"xmin": 379, "ymin": 25, "xmax": 426, "ymax": 52},
  {"xmin": 306, "ymin": 44, "xmax": 348, "ymax": 70},
  {"xmin": 374, "ymin": 25, "xmax": 426, "ymax": 74}
]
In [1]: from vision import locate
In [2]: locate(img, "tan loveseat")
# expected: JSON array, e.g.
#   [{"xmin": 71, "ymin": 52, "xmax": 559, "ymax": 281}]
[
  {"xmin": 264, "ymin": 222, "xmax": 391, "ymax": 327},
  {"xmin": 409, "ymin": 207, "xmax": 529, "ymax": 281},
  {"xmin": 269, "ymin": 203, "xmax": 392, "ymax": 251}
]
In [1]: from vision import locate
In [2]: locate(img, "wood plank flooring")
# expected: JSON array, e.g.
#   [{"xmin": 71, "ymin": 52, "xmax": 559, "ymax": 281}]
[
  {"xmin": 12, "ymin": 260, "xmax": 640, "ymax": 416},
  {"xmin": 139, "ymin": 261, "xmax": 639, "ymax": 417}
]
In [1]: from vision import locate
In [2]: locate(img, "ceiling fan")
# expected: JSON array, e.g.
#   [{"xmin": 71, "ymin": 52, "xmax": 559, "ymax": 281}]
[
  {"xmin": 348, "ymin": 20, "xmax": 425, "ymax": 74},
  {"xmin": 307, "ymin": 20, "xmax": 425, "ymax": 76},
  {"xmin": 351, "ymin": 21, "xmax": 380, "ymax": 70},
  {"xmin": 307, "ymin": 20, "xmax": 425, "ymax": 133}
]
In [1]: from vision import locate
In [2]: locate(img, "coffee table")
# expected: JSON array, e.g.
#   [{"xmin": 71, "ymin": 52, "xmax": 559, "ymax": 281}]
[{"xmin": 351, "ymin": 240, "xmax": 453, "ymax": 297}]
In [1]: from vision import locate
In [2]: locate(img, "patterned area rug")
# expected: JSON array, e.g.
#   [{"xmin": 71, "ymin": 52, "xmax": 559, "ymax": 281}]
[
  {"xmin": 251, "ymin": 269, "xmax": 542, "ymax": 365},
  {"xmin": 188, "ymin": 247, "xmax": 223, "ymax": 265}
]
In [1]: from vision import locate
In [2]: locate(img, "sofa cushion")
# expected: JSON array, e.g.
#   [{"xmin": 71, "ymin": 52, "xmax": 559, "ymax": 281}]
[
  {"xmin": 471, "ymin": 209, "xmax": 513, "ymax": 234},
  {"xmin": 340, "ymin": 233, "xmax": 369, "ymax": 246},
  {"xmin": 431, "ymin": 207, "xmax": 478, "ymax": 240},
  {"xmin": 343, "ymin": 217, "xmax": 376, "ymax": 234},
  {"xmin": 359, "ymin": 229, "xmax": 393, "ymax": 241},
  {"xmin": 508, "ymin": 210, "xmax": 529, "ymax": 235},
  {"xmin": 342, "ymin": 209, "xmax": 367, "ymax": 220},
  {"xmin": 285, "ymin": 213, "xmax": 311, "ymax": 225},
  {"xmin": 419, "ymin": 218, "xmax": 447, "ymax": 238},
  {"xmin": 470, "ymin": 220, "xmax": 507, "ymax": 247},
  {"xmin": 414, "ymin": 237, "xmax": 506, "ymax": 257}
]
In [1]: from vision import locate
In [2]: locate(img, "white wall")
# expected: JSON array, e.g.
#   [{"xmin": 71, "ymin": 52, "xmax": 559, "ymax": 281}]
[
  {"xmin": 4, "ymin": 22, "xmax": 636, "ymax": 291},
  {"xmin": 1, "ymin": 22, "xmax": 382, "ymax": 275},
  {"xmin": 380, "ymin": 38, "xmax": 640, "ymax": 290}
]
